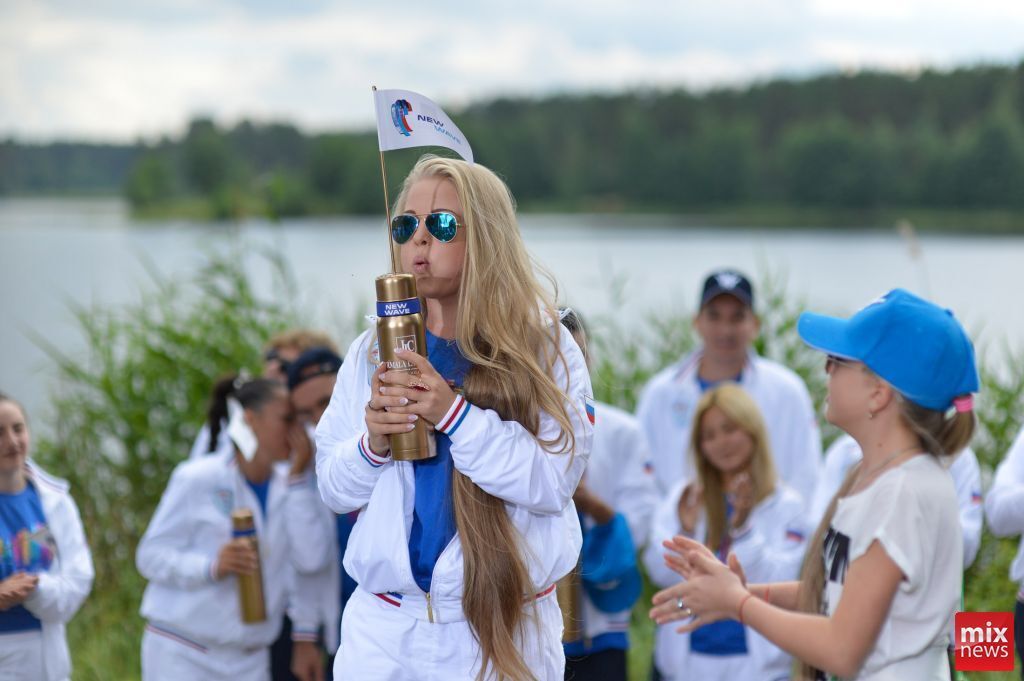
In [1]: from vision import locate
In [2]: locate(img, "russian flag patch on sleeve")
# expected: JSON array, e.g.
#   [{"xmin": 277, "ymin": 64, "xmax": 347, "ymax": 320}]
[{"xmin": 584, "ymin": 395, "xmax": 596, "ymax": 425}]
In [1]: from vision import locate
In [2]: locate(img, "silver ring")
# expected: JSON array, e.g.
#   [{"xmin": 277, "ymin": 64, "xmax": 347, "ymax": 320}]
[{"xmin": 676, "ymin": 596, "xmax": 685, "ymax": 610}]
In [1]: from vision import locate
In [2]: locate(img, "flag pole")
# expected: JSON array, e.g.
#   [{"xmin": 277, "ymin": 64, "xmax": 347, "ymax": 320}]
[{"xmin": 372, "ymin": 85, "xmax": 397, "ymax": 273}]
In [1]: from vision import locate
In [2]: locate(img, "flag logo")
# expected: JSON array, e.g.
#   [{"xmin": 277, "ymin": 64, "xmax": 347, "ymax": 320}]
[
  {"xmin": 374, "ymin": 88, "xmax": 474, "ymax": 163},
  {"xmin": 391, "ymin": 99, "xmax": 413, "ymax": 137}
]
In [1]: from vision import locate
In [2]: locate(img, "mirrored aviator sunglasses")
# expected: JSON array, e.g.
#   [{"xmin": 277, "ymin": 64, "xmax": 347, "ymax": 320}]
[{"xmin": 390, "ymin": 211, "xmax": 460, "ymax": 245}]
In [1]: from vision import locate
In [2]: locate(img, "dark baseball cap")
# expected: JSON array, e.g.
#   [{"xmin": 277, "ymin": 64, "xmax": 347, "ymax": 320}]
[
  {"xmin": 286, "ymin": 346, "xmax": 343, "ymax": 391},
  {"xmin": 700, "ymin": 269, "xmax": 754, "ymax": 309}
]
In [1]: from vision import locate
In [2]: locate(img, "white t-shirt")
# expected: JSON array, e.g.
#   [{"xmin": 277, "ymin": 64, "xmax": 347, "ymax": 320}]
[{"xmin": 821, "ymin": 455, "xmax": 961, "ymax": 680}]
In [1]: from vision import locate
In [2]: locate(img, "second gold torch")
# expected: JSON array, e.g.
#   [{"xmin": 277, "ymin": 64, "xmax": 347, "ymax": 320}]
[{"xmin": 231, "ymin": 508, "xmax": 267, "ymax": 623}]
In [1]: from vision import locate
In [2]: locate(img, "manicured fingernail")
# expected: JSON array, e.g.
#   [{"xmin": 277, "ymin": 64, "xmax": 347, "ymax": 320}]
[
  {"xmin": 406, "ymin": 423, "xmax": 415, "ymax": 431},
  {"xmin": 379, "ymin": 386, "xmax": 386, "ymax": 394},
  {"xmin": 408, "ymin": 414, "xmax": 418, "ymax": 422},
  {"xmin": 399, "ymin": 397, "xmax": 409, "ymax": 405}
]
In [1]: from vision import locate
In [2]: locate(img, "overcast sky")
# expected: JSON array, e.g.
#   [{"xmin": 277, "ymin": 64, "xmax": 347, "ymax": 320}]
[{"xmin": 4, "ymin": 0, "xmax": 1024, "ymax": 142}]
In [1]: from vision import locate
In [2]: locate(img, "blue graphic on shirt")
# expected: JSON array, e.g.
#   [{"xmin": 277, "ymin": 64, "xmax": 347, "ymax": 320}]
[
  {"xmin": 408, "ymin": 330, "xmax": 471, "ymax": 594},
  {"xmin": 0, "ymin": 482, "xmax": 54, "ymax": 633}
]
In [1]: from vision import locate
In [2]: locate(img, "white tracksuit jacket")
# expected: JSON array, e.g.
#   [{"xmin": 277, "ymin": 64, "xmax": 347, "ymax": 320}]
[
  {"xmin": 136, "ymin": 452, "xmax": 294, "ymax": 654},
  {"xmin": 644, "ymin": 478, "xmax": 810, "ymax": 681},
  {"xmin": 572, "ymin": 401, "xmax": 659, "ymax": 646},
  {"xmin": 636, "ymin": 349, "xmax": 822, "ymax": 502},
  {"xmin": 984, "ymin": 426, "xmax": 1024, "ymax": 593},
  {"xmin": 813, "ymin": 434, "xmax": 983, "ymax": 568},
  {"xmin": 315, "ymin": 325, "xmax": 593, "ymax": 678},
  {"xmin": 8, "ymin": 462, "xmax": 95, "ymax": 681},
  {"xmin": 286, "ymin": 467, "xmax": 342, "ymax": 654}
]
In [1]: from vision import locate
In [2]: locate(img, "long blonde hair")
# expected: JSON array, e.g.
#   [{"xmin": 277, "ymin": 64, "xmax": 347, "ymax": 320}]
[
  {"xmin": 392, "ymin": 155, "xmax": 578, "ymax": 681},
  {"xmin": 689, "ymin": 384, "xmax": 777, "ymax": 554},
  {"xmin": 794, "ymin": 390, "xmax": 976, "ymax": 680}
]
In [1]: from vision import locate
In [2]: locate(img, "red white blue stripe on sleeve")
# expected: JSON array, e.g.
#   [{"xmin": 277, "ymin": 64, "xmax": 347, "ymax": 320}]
[
  {"xmin": 584, "ymin": 396, "xmax": 595, "ymax": 425},
  {"xmin": 358, "ymin": 434, "xmax": 390, "ymax": 468},
  {"xmin": 291, "ymin": 627, "xmax": 319, "ymax": 643},
  {"xmin": 437, "ymin": 395, "xmax": 471, "ymax": 436},
  {"xmin": 785, "ymin": 528, "xmax": 806, "ymax": 543}
]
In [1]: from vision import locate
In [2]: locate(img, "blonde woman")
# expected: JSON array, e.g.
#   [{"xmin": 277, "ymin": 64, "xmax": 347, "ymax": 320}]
[
  {"xmin": 315, "ymin": 155, "xmax": 594, "ymax": 680},
  {"xmin": 652, "ymin": 289, "xmax": 978, "ymax": 680},
  {"xmin": 643, "ymin": 384, "xmax": 808, "ymax": 680}
]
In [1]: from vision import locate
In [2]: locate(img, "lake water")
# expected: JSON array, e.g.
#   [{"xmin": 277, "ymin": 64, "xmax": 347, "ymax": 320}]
[{"xmin": 3, "ymin": 198, "xmax": 1023, "ymax": 423}]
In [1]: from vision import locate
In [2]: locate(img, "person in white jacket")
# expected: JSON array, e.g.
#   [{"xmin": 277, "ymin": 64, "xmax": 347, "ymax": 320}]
[
  {"xmin": 635, "ymin": 269, "xmax": 821, "ymax": 502},
  {"xmin": 642, "ymin": 383, "xmax": 809, "ymax": 681},
  {"xmin": 137, "ymin": 376, "xmax": 302, "ymax": 681},
  {"xmin": 983, "ymin": 424, "xmax": 1024, "ymax": 678},
  {"xmin": 813, "ymin": 434, "xmax": 983, "ymax": 569},
  {"xmin": 315, "ymin": 155, "xmax": 594, "ymax": 681},
  {"xmin": 0, "ymin": 393, "xmax": 94, "ymax": 681},
  {"xmin": 558, "ymin": 310, "xmax": 660, "ymax": 681},
  {"xmin": 654, "ymin": 289, "xmax": 978, "ymax": 681},
  {"xmin": 284, "ymin": 346, "xmax": 353, "ymax": 681}
]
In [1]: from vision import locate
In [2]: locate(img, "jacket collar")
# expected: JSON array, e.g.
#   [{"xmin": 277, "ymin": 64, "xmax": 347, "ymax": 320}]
[{"xmin": 673, "ymin": 347, "xmax": 760, "ymax": 387}]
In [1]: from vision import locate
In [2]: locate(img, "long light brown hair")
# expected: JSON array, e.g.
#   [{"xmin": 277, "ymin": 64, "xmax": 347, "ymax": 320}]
[
  {"xmin": 689, "ymin": 384, "xmax": 777, "ymax": 553},
  {"xmin": 794, "ymin": 388, "xmax": 975, "ymax": 679},
  {"xmin": 391, "ymin": 155, "xmax": 578, "ymax": 680}
]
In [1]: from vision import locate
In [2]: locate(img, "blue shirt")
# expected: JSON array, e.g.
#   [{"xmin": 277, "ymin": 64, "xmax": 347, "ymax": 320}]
[
  {"xmin": 0, "ymin": 482, "xmax": 54, "ymax": 633},
  {"xmin": 408, "ymin": 329, "xmax": 472, "ymax": 594},
  {"xmin": 696, "ymin": 371, "xmax": 743, "ymax": 393},
  {"xmin": 336, "ymin": 511, "xmax": 359, "ymax": 610},
  {"xmin": 245, "ymin": 478, "xmax": 270, "ymax": 517}
]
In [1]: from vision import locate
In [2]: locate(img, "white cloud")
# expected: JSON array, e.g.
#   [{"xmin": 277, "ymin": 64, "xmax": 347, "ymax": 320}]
[{"xmin": 2, "ymin": 0, "xmax": 1022, "ymax": 141}]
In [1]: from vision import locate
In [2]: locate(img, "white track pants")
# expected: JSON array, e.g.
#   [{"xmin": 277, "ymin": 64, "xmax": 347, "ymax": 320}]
[
  {"xmin": 333, "ymin": 586, "xmax": 565, "ymax": 680},
  {"xmin": 141, "ymin": 624, "xmax": 269, "ymax": 681}
]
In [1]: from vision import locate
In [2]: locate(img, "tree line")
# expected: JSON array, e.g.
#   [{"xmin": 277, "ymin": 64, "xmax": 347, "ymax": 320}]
[{"xmin": 2, "ymin": 61, "xmax": 1024, "ymax": 219}]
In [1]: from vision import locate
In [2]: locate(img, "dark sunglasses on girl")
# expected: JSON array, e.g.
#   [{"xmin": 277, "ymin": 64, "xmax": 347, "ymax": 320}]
[
  {"xmin": 825, "ymin": 355, "xmax": 859, "ymax": 374},
  {"xmin": 391, "ymin": 211, "xmax": 460, "ymax": 244}
]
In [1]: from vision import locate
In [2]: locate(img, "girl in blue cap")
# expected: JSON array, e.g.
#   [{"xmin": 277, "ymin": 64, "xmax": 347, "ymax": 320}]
[{"xmin": 650, "ymin": 289, "xmax": 979, "ymax": 680}]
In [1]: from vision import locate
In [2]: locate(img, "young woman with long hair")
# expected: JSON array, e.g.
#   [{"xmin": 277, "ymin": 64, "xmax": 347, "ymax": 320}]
[
  {"xmin": 650, "ymin": 289, "xmax": 978, "ymax": 680},
  {"xmin": 0, "ymin": 393, "xmax": 93, "ymax": 681},
  {"xmin": 315, "ymin": 155, "xmax": 593, "ymax": 680},
  {"xmin": 643, "ymin": 384, "xmax": 808, "ymax": 680}
]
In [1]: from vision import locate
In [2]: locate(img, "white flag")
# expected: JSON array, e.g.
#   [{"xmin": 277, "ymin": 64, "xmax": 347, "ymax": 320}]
[{"xmin": 373, "ymin": 88, "xmax": 474, "ymax": 163}]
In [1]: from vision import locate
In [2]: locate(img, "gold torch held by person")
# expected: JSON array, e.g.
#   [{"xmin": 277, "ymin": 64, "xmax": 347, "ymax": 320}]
[
  {"xmin": 376, "ymin": 273, "xmax": 436, "ymax": 460},
  {"xmin": 557, "ymin": 562, "xmax": 585, "ymax": 643},
  {"xmin": 231, "ymin": 508, "xmax": 267, "ymax": 623}
]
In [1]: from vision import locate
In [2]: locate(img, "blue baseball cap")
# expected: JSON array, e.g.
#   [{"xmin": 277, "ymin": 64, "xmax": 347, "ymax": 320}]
[
  {"xmin": 797, "ymin": 289, "xmax": 978, "ymax": 412},
  {"xmin": 580, "ymin": 514, "xmax": 642, "ymax": 613}
]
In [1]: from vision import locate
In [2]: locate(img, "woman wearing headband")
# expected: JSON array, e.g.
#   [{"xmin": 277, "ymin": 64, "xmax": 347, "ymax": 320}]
[
  {"xmin": 0, "ymin": 393, "xmax": 93, "ymax": 681},
  {"xmin": 651, "ymin": 289, "xmax": 978, "ymax": 680},
  {"xmin": 315, "ymin": 155, "xmax": 593, "ymax": 680}
]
